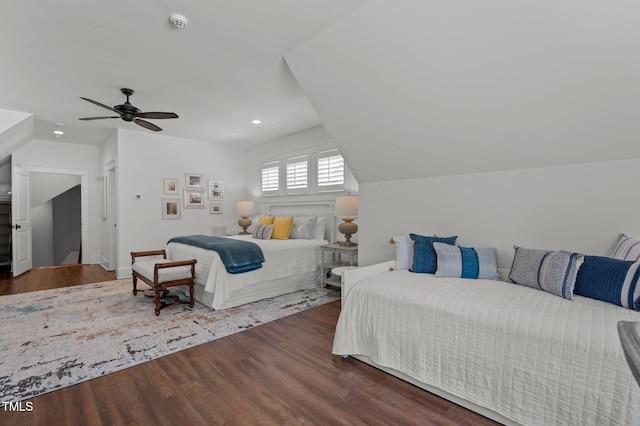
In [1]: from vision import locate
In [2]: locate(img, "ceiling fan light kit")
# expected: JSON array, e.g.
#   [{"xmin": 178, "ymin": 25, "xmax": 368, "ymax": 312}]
[{"xmin": 79, "ymin": 88, "xmax": 178, "ymax": 132}]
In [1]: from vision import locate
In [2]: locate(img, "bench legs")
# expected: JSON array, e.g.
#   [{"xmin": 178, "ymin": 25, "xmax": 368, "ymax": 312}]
[
  {"xmin": 131, "ymin": 250, "xmax": 197, "ymax": 316},
  {"xmin": 151, "ymin": 283, "xmax": 195, "ymax": 316}
]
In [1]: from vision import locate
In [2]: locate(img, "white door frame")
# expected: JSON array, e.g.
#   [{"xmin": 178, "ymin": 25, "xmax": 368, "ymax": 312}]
[
  {"xmin": 13, "ymin": 164, "xmax": 90, "ymax": 274},
  {"xmin": 106, "ymin": 159, "xmax": 117, "ymax": 271}
]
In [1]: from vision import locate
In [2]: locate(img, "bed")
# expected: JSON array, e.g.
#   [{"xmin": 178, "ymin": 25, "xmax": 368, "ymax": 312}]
[
  {"xmin": 167, "ymin": 204, "xmax": 334, "ymax": 310},
  {"xmin": 333, "ymin": 260, "xmax": 640, "ymax": 426}
]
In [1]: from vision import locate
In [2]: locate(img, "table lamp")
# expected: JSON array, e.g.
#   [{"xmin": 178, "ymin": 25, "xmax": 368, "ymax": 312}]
[
  {"xmin": 335, "ymin": 195, "xmax": 358, "ymax": 246},
  {"xmin": 236, "ymin": 200, "xmax": 255, "ymax": 235}
]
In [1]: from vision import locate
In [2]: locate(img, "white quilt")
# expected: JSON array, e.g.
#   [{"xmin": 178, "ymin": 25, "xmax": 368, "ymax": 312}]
[
  {"xmin": 166, "ymin": 235, "xmax": 326, "ymax": 309},
  {"xmin": 333, "ymin": 268, "xmax": 640, "ymax": 425}
]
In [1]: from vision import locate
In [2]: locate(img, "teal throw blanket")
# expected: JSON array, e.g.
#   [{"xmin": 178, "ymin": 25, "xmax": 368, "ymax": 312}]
[{"xmin": 168, "ymin": 235, "xmax": 264, "ymax": 274}]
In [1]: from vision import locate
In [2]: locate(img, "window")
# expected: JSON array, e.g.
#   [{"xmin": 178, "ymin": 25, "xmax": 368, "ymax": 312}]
[
  {"xmin": 261, "ymin": 162, "xmax": 279, "ymax": 193},
  {"xmin": 317, "ymin": 150, "xmax": 345, "ymax": 192},
  {"xmin": 260, "ymin": 148, "xmax": 352, "ymax": 197},
  {"xmin": 286, "ymin": 156, "xmax": 308, "ymax": 193}
]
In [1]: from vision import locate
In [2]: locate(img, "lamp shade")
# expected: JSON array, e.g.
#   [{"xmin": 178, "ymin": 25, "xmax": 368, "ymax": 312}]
[
  {"xmin": 236, "ymin": 200, "xmax": 255, "ymax": 216},
  {"xmin": 335, "ymin": 195, "xmax": 358, "ymax": 217}
]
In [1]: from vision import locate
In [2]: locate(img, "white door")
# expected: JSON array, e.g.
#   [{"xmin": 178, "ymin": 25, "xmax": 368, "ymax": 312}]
[{"xmin": 12, "ymin": 167, "xmax": 32, "ymax": 276}]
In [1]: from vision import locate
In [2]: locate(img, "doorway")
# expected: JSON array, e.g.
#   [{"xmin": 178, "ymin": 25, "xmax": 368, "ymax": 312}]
[
  {"xmin": 12, "ymin": 165, "xmax": 89, "ymax": 277},
  {"xmin": 31, "ymin": 174, "xmax": 82, "ymax": 267}
]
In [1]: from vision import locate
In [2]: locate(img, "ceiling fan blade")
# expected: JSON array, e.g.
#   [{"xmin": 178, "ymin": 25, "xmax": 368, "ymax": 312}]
[
  {"xmin": 80, "ymin": 97, "xmax": 117, "ymax": 112},
  {"xmin": 134, "ymin": 118, "xmax": 162, "ymax": 132},
  {"xmin": 136, "ymin": 112, "xmax": 179, "ymax": 119},
  {"xmin": 79, "ymin": 116, "xmax": 120, "ymax": 121}
]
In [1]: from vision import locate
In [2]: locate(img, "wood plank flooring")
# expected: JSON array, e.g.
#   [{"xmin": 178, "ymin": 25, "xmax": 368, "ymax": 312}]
[{"xmin": 0, "ymin": 265, "xmax": 499, "ymax": 425}]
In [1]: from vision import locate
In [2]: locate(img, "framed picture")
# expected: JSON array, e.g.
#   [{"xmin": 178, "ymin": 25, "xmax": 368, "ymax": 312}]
[
  {"xmin": 163, "ymin": 177, "xmax": 178, "ymax": 195},
  {"xmin": 185, "ymin": 173, "xmax": 204, "ymax": 189},
  {"xmin": 184, "ymin": 189, "xmax": 205, "ymax": 208},
  {"xmin": 209, "ymin": 203, "xmax": 222, "ymax": 214},
  {"xmin": 162, "ymin": 198, "xmax": 181, "ymax": 220},
  {"xmin": 208, "ymin": 180, "xmax": 224, "ymax": 200}
]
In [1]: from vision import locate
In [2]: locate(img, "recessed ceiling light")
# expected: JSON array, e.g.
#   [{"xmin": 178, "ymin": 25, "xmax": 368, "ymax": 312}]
[
  {"xmin": 54, "ymin": 122, "xmax": 64, "ymax": 126},
  {"xmin": 53, "ymin": 130, "xmax": 64, "ymax": 136},
  {"xmin": 251, "ymin": 119, "xmax": 261, "ymax": 124}
]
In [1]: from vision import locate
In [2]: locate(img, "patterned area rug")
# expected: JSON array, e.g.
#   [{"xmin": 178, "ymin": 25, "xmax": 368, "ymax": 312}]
[{"xmin": 0, "ymin": 279, "xmax": 339, "ymax": 402}]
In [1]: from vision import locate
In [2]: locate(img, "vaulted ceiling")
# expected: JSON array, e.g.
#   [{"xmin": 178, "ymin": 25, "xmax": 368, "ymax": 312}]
[
  {"xmin": 286, "ymin": 0, "xmax": 640, "ymax": 183},
  {"xmin": 0, "ymin": 1, "xmax": 368, "ymax": 147},
  {"xmin": 3, "ymin": 1, "xmax": 640, "ymax": 186}
]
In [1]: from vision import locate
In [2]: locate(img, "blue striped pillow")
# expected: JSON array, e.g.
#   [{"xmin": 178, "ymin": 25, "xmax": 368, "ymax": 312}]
[
  {"xmin": 574, "ymin": 255, "xmax": 640, "ymax": 309},
  {"xmin": 509, "ymin": 246, "xmax": 584, "ymax": 300},
  {"xmin": 612, "ymin": 234, "xmax": 640, "ymax": 262},
  {"xmin": 433, "ymin": 243, "xmax": 499, "ymax": 280},
  {"xmin": 410, "ymin": 234, "xmax": 457, "ymax": 274}
]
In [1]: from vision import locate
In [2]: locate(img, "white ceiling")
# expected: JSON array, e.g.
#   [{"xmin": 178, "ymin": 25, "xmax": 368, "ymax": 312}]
[
  {"xmin": 0, "ymin": 1, "xmax": 368, "ymax": 147},
  {"xmin": 287, "ymin": 0, "xmax": 640, "ymax": 183}
]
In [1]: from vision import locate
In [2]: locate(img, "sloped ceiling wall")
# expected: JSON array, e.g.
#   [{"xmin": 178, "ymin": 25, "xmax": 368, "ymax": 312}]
[{"xmin": 285, "ymin": 0, "xmax": 640, "ymax": 183}]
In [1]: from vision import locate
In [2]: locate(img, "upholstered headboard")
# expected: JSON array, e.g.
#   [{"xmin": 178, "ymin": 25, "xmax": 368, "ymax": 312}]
[{"xmin": 263, "ymin": 201, "xmax": 336, "ymax": 242}]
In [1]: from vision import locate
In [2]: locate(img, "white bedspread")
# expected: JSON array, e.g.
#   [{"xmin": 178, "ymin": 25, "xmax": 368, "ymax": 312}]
[
  {"xmin": 166, "ymin": 235, "xmax": 326, "ymax": 309},
  {"xmin": 333, "ymin": 269, "xmax": 640, "ymax": 425}
]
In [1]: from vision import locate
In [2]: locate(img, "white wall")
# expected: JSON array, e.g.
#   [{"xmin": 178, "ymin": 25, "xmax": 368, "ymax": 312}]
[
  {"xmin": 30, "ymin": 173, "xmax": 81, "ymax": 208},
  {"xmin": 358, "ymin": 158, "xmax": 640, "ymax": 272},
  {"xmin": 115, "ymin": 129, "xmax": 246, "ymax": 278},
  {"xmin": 31, "ymin": 201, "xmax": 53, "ymax": 267}
]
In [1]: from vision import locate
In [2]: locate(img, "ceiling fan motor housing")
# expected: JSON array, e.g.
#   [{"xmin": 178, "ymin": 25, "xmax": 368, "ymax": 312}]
[
  {"xmin": 114, "ymin": 88, "xmax": 140, "ymax": 121},
  {"xmin": 114, "ymin": 104, "xmax": 141, "ymax": 122},
  {"xmin": 79, "ymin": 87, "xmax": 178, "ymax": 131}
]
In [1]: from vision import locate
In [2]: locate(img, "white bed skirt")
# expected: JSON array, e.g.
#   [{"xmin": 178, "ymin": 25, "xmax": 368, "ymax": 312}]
[{"xmin": 181, "ymin": 270, "xmax": 319, "ymax": 310}]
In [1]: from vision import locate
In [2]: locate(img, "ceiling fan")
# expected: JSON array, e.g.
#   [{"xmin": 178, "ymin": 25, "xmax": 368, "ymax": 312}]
[{"xmin": 79, "ymin": 88, "xmax": 178, "ymax": 132}]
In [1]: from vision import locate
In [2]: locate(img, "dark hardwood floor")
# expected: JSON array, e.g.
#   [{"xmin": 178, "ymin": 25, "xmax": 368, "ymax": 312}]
[
  {"xmin": 1, "ymin": 265, "xmax": 499, "ymax": 425},
  {"xmin": 0, "ymin": 264, "xmax": 116, "ymax": 295}
]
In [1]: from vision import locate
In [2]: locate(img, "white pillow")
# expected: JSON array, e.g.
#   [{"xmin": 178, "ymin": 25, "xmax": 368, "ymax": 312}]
[
  {"xmin": 612, "ymin": 233, "xmax": 640, "ymax": 262},
  {"xmin": 290, "ymin": 216, "xmax": 317, "ymax": 239},
  {"xmin": 393, "ymin": 235, "xmax": 413, "ymax": 270},
  {"xmin": 252, "ymin": 224, "xmax": 274, "ymax": 240},
  {"xmin": 313, "ymin": 216, "xmax": 326, "ymax": 240}
]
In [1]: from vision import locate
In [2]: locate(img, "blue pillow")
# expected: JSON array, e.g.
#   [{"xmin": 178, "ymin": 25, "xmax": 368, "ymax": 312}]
[
  {"xmin": 409, "ymin": 233, "xmax": 457, "ymax": 274},
  {"xmin": 433, "ymin": 243, "xmax": 499, "ymax": 280},
  {"xmin": 574, "ymin": 255, "xmax": 640, "ymax": 309}
]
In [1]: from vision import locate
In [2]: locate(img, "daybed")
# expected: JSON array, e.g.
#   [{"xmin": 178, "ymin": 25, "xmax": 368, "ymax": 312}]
[
  {"xmin": 333, "ymin": 235, "xmax": 640, "ymax": 426},
  {"xmin": 168, "ymin": 215, "xmax": 329, "ymax": 310}
]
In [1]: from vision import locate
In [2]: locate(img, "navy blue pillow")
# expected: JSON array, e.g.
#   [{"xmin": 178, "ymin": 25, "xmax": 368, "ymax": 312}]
[
  {"xmin": 409, "ymin": 233, "xmax": 457, "ymax": 274},
  {"xmin": 574, "ymin": 255, "xmax": 640, "ymax": 309}
]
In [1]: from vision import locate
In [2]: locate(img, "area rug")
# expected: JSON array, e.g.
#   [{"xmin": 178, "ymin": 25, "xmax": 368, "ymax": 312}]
[{"xmin": 0, "ymin": 279, "xmax": 339, "ymax": 402}]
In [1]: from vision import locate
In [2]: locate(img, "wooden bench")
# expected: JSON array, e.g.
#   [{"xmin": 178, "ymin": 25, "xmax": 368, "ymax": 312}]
[{"xmin": 131, "ymin": 250, "xmax": 197, "ymax": 316}]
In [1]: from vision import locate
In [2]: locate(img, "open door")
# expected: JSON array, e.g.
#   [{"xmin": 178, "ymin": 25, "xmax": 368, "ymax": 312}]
[{"xmin": 12, "ymin": 166, "xmax": 32, "ymax": 276}]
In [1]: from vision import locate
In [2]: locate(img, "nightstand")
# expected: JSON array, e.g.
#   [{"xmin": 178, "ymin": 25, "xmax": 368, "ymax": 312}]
[{"xmin": 320, "ymin": 243, "xmax": 358, "ymax": 289}]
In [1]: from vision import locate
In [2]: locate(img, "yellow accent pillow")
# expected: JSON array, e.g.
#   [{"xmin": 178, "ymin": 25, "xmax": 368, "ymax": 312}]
[
  {"xmin": 271, "ymin": 216, "xmax": 294, "ymax": 240},
  {"xmin": 259, "ymin": 216, "xmax": 275, "ymax": 225}
]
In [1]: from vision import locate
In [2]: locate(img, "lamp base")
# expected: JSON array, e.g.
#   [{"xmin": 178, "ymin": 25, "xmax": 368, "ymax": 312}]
[
  {"xmin": 238, "ymin": 216, "xmax": 252, "ymax": 235},
  {"xmin": 338, "ymin": 218, "xmax": 358, "ymax": 247}
]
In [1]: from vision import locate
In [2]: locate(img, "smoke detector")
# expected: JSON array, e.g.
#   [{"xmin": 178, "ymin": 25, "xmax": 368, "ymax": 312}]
[{"xmin": 169, "ymin": 14, "xmax": 188, "ymax": 29}]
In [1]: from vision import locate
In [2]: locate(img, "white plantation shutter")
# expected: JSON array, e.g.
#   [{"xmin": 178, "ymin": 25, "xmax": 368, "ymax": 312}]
[
  {"xmin": 261, "ymin": 162, "xmax": 279, "ymax": 194},
  {"xmin": 317, "ymin": 150, "xmax": 345, "ymax": 192},
  {"xmin": 286, "ymin": 156, "xmax": 308, "ymax": 193}
]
